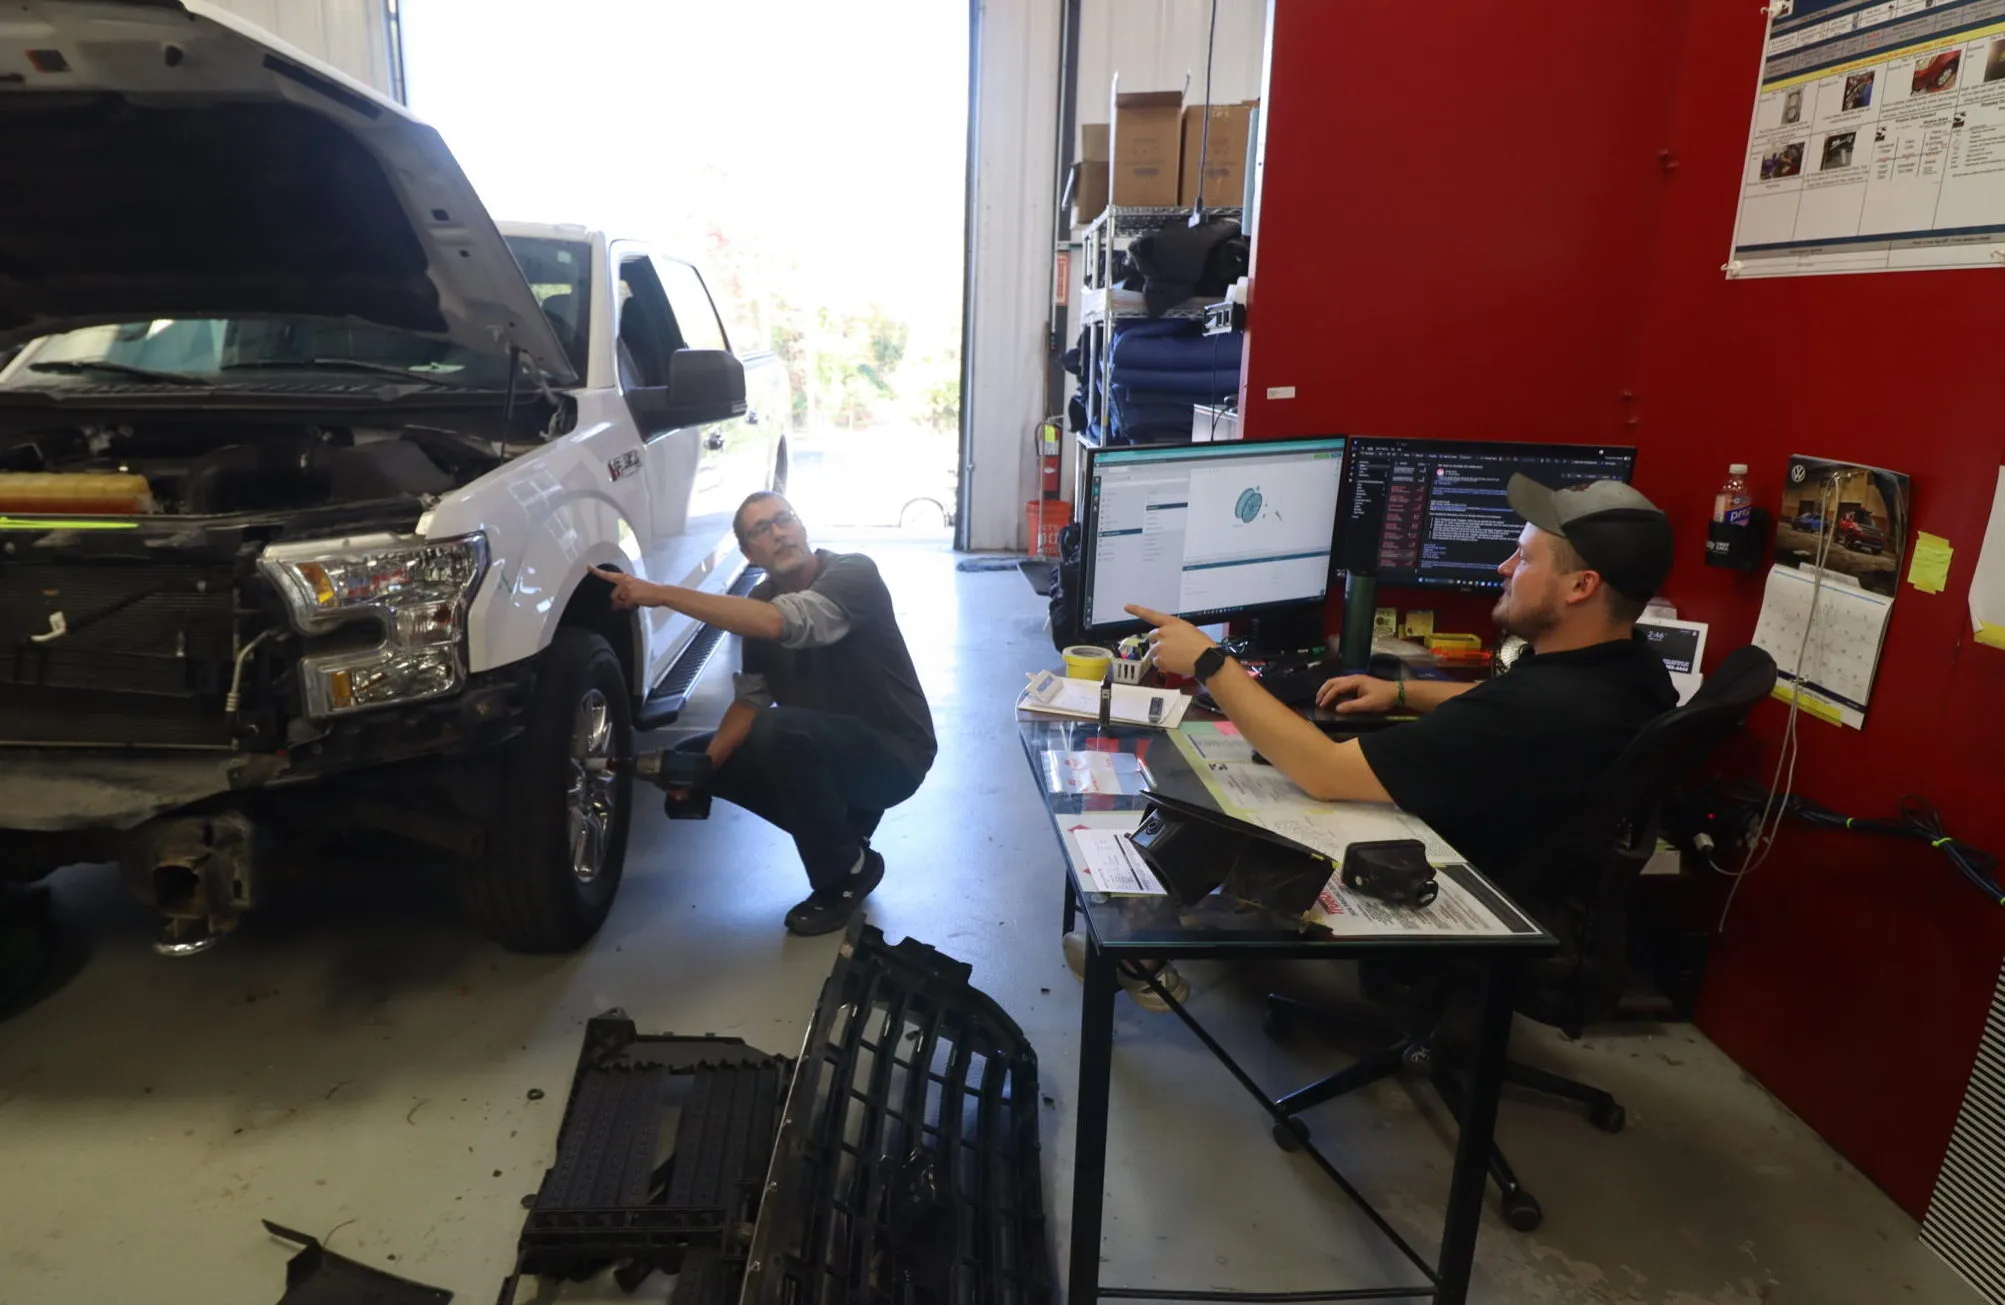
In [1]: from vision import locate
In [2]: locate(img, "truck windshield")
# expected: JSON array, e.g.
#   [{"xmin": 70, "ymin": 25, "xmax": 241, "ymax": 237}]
[
  {"xmin": 0, "ymin": 237, "xmax": 593, "ymax": 390},
  {"xmin": 503, "ymin": 236, "xmax": 593, "ymax": 378},
  {"xmin": 2, "ymin": 316, "xmax": 517, "ymax": 389}
]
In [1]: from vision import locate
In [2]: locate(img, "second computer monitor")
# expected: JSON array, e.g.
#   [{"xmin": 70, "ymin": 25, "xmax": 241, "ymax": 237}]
[
  {"xmin": 1340, "ymin": 438, "xmax": 1638, "ymax": 590},
  {"xmin": 1081, "ymin": 435, "xmax": 1348, "ymax": 634}
]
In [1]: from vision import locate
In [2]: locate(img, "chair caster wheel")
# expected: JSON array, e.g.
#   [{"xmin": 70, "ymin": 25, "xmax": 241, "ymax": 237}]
[
  {"xmin": 1501, "ymin": 1189, "xmax": 1543, "ymax": 1232},
  {"xmin": 1591, "ymin": 1102, "xmax": 1627, "ymax": 1134},
  {"xmin": 1272, "ymin": 1118, "xmax": 1310, "ymax": 1152},
  {"xmin": 1263, "ymin": 1006, "xmax": 1293, "ymax": 1043}
]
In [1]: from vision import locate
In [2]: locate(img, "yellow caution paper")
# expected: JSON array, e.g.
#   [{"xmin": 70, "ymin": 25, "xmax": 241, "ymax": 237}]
[
  {"xmin": 1908, "ymin": 531, "xmax": 1953, "ymax": 594},
  {"xmin": 1978, "ymin": 623, "xmax": 2005, "ymax": 652},
  {"xmin": 1771, "ymin": 682, "xmax": 1846, "ymax": 726}
]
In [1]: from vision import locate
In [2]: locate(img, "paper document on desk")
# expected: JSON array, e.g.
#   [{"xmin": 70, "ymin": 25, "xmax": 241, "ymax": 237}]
[
  {"xmin": 1163, "ymin": 725, "xmax": 1525, "ymax": 935},
  {"xmin": 1068, "ymin": 827, "xmax": 1165, "ymax": 895},
  {"xmin": 1042, "ymin": 750, "xmax": 1146, "ymax": 796},
  {"xmin": 1017, "ymin": 671, "xmax": 1191, "ymax": 728},
  {"xmin": 1177, "ymin": 720, "xmax": 1256, "ymax": 765},
  {"xmin": 1170, "ymin": 727, "xmax": 1319, "ymax": 813},
  {"xmin": 1257, "ymin": 806, "xmax": 1460, "ymax": 868},
  {"xmin": 1310, "ymin": 862, "xmax": 1533, "ymax": 937}
]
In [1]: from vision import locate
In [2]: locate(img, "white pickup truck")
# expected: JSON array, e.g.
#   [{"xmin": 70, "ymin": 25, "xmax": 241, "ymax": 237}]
[{"xmin": 0, "ymin": 2, "xmax": 789, "ymax": 953}]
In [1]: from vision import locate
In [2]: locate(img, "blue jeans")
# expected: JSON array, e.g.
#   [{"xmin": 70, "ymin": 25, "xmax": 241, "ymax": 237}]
[{"xmin": 676, "ymin": 707, "xmax": 927, "ymax": 891}]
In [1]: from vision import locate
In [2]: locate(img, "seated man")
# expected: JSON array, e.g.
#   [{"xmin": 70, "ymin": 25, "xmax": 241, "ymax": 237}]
[
  {"xmin": 594, "ymin": 492, "xmax": 935, "ymax": 936},
  {"xmin": 1097, "ymin": 475, "xmax": 1677, "ymax": 1006}
]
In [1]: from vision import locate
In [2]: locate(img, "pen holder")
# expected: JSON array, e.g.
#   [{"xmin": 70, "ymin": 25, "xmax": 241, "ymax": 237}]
[{"xmin": 1111, "ymin": 649, "xmax": 1155, "ymax": 684}]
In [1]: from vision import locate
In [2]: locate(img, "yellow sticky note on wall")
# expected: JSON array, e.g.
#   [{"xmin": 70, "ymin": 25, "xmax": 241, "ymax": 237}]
[
  {"xmin": 1908, "ymin": 532, "xmax": 1953, "ymax": 594},
  {"xmin": 1978, "ymin": 622, "xmax": 2005, "ymax": 651}
]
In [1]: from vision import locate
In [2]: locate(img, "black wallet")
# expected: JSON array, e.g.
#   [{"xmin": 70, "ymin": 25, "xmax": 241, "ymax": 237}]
[{"xmin": 1339, "ymin": 839, "xmax": 1439, "ymax": 908}]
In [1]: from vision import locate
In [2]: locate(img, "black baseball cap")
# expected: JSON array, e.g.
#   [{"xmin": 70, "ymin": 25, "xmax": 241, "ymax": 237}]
[{"xmin": 1505, "ymin": 474, "xmax": 1675, "ymax": 603}]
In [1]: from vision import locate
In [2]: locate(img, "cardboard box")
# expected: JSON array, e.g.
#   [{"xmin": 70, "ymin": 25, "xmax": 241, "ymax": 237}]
[
  {"xmin": 1179, "ymin": 100, "xmax": 1256, "ymax": 206},
  {"xmin": 1080, "ymin": 121, "xmax": 1109, "ymax": 163},
  {"xmin": 1111, "ymin": 90, "xmax": 1184, "ymax": 206},
  {"xmin": 1071, "ymin": 160, "xmax": 1108, "ymax": 226}
]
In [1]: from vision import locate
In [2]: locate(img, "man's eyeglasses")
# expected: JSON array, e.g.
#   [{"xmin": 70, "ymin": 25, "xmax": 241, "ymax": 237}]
[{"xmin": 743, "ymin": 510, "xmax": 799, "ymax": 541}]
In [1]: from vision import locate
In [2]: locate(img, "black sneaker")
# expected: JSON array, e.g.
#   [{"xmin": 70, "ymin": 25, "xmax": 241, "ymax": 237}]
[{"xmin": 784, "ymin": 848, "xmax": 886, "ymax": 936}]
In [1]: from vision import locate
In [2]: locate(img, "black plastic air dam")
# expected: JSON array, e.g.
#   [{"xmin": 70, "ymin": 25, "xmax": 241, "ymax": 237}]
[{"xmin": 500, "ymin": 921, "xmax": 1052, "ymax": 1305}]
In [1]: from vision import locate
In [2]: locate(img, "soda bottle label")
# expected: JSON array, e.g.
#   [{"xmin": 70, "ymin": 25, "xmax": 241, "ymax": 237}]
[{"xmin": 1726, "ymin": 500, "xmax": 1751, "ymax": 527}]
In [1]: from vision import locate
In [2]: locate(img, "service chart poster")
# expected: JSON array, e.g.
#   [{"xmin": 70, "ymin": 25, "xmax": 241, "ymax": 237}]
[{"xmin": 1730, "ymin": 0, "xmax": 2005, "ymax": 277}]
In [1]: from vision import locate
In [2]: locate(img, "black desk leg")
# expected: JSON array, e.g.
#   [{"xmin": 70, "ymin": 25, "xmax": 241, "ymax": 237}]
[
  {"xmin": 1068, "ymin": 937, "xmax": 1118, "ymax": 1305},
  {"xmin": 1063, "ymin": 871, "xmax": 1079, "ymax": 936},
  {"xmin": 1436, "ymin": 955, "xmax": 1519, "ymax": 1304}
]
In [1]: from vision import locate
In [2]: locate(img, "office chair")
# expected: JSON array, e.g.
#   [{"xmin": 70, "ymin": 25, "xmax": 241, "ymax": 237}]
[{"xmin": 1262, "ymin": 645, "xmax": 1779, "ymax": 1232}]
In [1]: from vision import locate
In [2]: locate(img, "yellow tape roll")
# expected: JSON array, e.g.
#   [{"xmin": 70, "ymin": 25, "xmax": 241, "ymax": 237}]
[{"xmin": 1062, "ymin": 645, "xmax": 1115, "ymax": 680}]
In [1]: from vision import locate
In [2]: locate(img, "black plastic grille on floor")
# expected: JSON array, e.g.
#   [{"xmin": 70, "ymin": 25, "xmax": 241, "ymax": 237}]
[
  {"xmin": 742, "ymin": 922, "xmax": 1054, "ymax": 1305},
  {"xmin": 498, "ymin": 1020, "xmax": 790, "ymax": 1302}
]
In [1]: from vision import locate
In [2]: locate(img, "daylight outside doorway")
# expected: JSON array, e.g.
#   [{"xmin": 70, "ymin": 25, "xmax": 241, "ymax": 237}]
[{"xmin": 401, "ymin": 0, "xmax": 969, "ymax": 541}]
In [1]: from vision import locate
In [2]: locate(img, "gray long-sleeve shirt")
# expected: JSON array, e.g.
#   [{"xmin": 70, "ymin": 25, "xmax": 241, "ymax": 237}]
[{"xmin": 733, "ymin": 550, "xmax": 936, "ymax": 775}]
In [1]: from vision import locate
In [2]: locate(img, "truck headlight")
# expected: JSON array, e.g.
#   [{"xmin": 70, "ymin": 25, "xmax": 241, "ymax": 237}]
[{"xmin": 258, "ymin": 532, "xmax": 489, "ymax": 718}]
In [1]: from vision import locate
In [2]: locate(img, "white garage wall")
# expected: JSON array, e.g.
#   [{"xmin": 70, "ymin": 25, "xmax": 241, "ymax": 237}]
[
  {"xmin": 961, "ymin": 1, "xmax": 1063, "ymax": 552},
  {"xmin": 961, "ymin": 0, "xmax": 1266, "ymax": 552},
  {"xmin": 204, "ymin": 0, "xmax": 401, "ymax": 98},
  {"xmin": 1076, "ymin": 0, "xmax": 1266, "ymax": 123}
]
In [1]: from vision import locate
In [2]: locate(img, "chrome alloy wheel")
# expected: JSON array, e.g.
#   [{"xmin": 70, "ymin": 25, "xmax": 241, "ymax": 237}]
[{"xmin": 566, "ymin": 689, "xmax": 618, "ymax": 883}]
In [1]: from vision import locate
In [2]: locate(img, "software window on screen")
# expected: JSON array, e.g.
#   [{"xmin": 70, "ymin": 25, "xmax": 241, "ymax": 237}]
[{"xmin": 1084, "ymin": 438, "xmax": 1347, "ymax": 630}]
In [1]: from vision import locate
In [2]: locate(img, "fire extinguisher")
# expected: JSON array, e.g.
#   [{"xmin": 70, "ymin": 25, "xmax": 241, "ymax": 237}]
[{"xmin": 1037, "ymin": 419, "xmax": 1062, "ymax": 497}]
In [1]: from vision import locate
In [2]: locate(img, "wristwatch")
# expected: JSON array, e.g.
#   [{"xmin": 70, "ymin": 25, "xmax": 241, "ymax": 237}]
[{"xmin": 1193, "ymin": 645, "xmax": 1230, "ymax": 684}]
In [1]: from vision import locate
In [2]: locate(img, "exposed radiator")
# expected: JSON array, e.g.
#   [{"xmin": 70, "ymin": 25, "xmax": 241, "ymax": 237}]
[
  {"xmin": 0, "ymin": 558, "xmax": 239, "ymax": 747},
  {"xmin": 1922, "ymin": 959, "xmax": 2005, "ymax": 1304}
]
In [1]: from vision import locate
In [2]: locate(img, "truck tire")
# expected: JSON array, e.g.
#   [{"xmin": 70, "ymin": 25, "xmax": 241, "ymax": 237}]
[{"xmin": 460, "ymin": 628, "xmax": 633, "ymax": 952}]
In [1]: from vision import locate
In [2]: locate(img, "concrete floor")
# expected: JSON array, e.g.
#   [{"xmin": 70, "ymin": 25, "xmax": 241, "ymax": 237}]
[{"xmin": 0, "ymin": 537, "xmax": 1979, "ymax": 1305}]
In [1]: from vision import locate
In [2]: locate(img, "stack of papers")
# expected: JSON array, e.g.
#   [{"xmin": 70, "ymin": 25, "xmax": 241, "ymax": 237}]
[
  {"xmin": 1166, "ymin": 722, "xmax": 1526, "ymax": 938},
  {"xmin": 1068, "ymin": 827, "xmax": 1164, "ymax": 895},
  {"xmin": 1017, "ymin": 669, "xmax": 1192, "ymax": 729}
]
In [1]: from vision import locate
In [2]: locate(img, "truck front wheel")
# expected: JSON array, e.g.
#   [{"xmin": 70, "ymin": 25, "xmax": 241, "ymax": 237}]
[{"xmin": 460, "ymin": 629, "xmax": 633, "ymax": 952}]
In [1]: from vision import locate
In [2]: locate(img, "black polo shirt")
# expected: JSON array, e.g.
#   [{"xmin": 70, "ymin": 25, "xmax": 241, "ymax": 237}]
[
  {"xmin": 743, "ymin": 551, "xmax": 937, "ymax": 778},
  {"xmin": 1358, "ymin": 634, "xmax": 1677, "ymax": 888}
]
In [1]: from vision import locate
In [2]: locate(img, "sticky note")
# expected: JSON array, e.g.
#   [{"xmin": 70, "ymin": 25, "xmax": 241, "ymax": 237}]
[
  {"xmin": 1908, "ymin": 531, "xmax": 1954, "ymax": 594},
  {"xmin": 1978, "ymin": 622, "xmax": 2005, "ymax": 651}
]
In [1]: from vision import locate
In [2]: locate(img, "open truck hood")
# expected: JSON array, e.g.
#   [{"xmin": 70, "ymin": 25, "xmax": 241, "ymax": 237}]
[{"xmin": 0, "ymin": 0, "xmax": 578, "ymax": 385}]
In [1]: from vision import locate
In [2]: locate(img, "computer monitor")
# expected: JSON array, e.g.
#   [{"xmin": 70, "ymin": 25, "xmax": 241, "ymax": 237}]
[
  {"xmin": 1338, "ymin": 438, "xmax": 1638, "ymax": 591},
  {"xmin": 1080, "ymin": 435, "xmax": 1348, "ymax": 635}
]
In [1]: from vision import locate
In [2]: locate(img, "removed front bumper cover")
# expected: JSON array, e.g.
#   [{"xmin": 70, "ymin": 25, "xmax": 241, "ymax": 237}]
[{"xmin": 501, "ymin": 920, "xmax": 1053, "ymax": 1304}]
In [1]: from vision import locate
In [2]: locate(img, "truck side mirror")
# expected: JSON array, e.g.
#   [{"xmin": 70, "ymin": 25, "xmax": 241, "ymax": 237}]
[
  {"xmin": 666, "ymin": 350, "xmax": 746, "ymax": 426},
  {"xmin": 624, "ymin": 349, "xmax": 747, "ymax": 436}
]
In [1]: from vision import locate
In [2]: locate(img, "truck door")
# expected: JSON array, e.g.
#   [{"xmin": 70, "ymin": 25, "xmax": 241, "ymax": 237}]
[
  {"xmin": 611, "ymin": 247, "xmax": 723, "ymax": 679},
  {"xmin": 655, "ymin": 256, "xmax": 767, "ymax": 526}
]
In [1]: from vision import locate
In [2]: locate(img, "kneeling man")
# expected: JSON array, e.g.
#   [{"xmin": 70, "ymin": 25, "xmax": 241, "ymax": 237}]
[{"xmin": 596, "ymin": 492, "xmax": 935, "ymax": 935}]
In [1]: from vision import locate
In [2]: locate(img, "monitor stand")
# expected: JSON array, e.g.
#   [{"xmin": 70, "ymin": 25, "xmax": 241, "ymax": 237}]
[
  {"xmin": 1338, "ymin": 571, "xmax": 1377, "ymax": 672},
  {"xmin": 1236, "ymin": 604, "xmax": 1330, "ymax": 665}
]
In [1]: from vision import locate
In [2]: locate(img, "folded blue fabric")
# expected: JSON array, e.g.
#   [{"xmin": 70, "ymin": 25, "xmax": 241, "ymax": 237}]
[
  {"xmin": 1111, "ymin": 327, "xmax": 1243, "ymax": 374},
  {"xmin": 1113, "ymin": 399, "xmax": 1198, "ymax": 430},
  {"xmin": 1109, "ymin": 366, "xmax": 1239, "ymax": 399}
]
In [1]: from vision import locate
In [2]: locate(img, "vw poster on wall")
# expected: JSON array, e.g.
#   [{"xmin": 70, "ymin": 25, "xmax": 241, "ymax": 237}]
[{"xmin": 1729, "ymin": 0, "xmax": 2005, "ymax": 278}]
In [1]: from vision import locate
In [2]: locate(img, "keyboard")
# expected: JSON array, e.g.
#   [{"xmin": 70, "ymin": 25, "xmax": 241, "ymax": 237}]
[{"xmin": 1251, "ymin": 661, "xmax": 1340, "ymax": 707}]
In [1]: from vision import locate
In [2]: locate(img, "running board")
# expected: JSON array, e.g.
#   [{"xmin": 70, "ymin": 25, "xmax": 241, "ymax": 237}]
[{"xmin": 634, "ymin": 567, "xmax": 762, "ymax": 729}]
